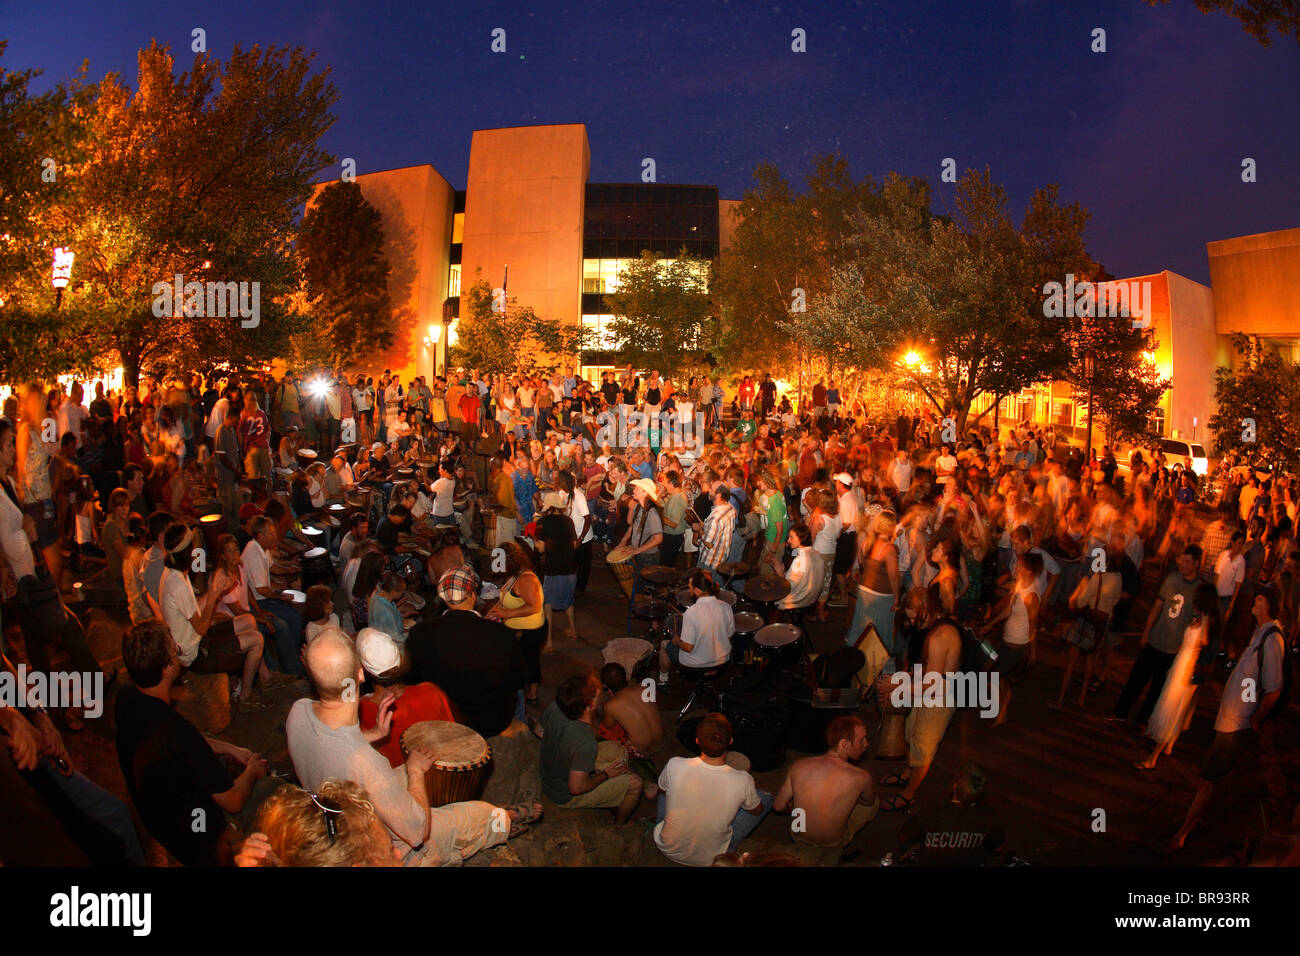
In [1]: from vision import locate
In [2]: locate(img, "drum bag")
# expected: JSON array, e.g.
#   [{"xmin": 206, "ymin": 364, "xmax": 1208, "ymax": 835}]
[{"xmin": 812, "ymin": 646, "xmax": 865, "ymax": 689}]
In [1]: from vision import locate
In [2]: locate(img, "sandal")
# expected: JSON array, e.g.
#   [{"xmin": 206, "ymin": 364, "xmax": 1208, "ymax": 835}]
[
  {"xmin": 881, "ymin": 794, "xmax": 913, "ymax": 813},
  {"xmin": 879, "ymin": 772, "xmax": 907, "ymax": 787},
  {"xmin": 505, "ymin": 802, "xmax": 544, "ymax": 838}
]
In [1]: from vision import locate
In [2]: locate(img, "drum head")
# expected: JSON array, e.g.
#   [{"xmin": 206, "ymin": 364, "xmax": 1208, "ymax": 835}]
[
  {"xmin": 303, "ymin": 526, "xmax": 324, "ymax": 537},
  {"xmin": 199, "ymin": 513, "xmax": 223, "ymax": 525},
  {"xmin": 718, "ymin": 590, "xmax": 738, "ymax": 607},
  {"xmin": 607, "ymin": 546, "xmax": 634, "ymax": 564},
  {"xmin": 675, "ymin": 588, "xmax": 696, "ymax": 608},
  {"xmin": 281, "ymin": 589, "xmax": 306, "ymax": 604},
  {"xmin": 745, "ymin": 575, "xmax": 791, "ymax": 602},
  {"xmin": 732, "ymin": 612, "xmax": 765, "ymax": 634},
  {"xmin": 755, "ymin": 623, "xmax": 801, "ymax": 647},
  {"xmin": 639, "ymin": 565, "xmax": 678, "ymax": 586},
  {"xmin": 401, "ymin": 721, "xmax": 489, "ymax": 769},
  {"xmin": 305, "ymin": 546, "xmax": 327, "ymax": 559},
  {"xmin": 299, "ymin": 449, "xmax": 318, "ymax": 461}
]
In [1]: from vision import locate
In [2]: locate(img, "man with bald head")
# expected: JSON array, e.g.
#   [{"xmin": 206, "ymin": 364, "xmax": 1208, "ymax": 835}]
[{"xmin": 286, "ymin": 627, "xmax": 540, "ymax": 866}]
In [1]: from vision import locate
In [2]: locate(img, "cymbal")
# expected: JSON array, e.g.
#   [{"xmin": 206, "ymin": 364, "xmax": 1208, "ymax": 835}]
[
  {"xmin": 745, "ymin": 575, "xmax": 791, "ymax": 602},
  {"xmin": 638, "ymin": 565, "xmax": 678, "ymax": 586},
  {"xmin": 718, "ymin": 561, "xmax": 751, "ymax": 576},
  {"xmin": 631, "ymin": 597, "xmax": 671, "ymax": 620}
]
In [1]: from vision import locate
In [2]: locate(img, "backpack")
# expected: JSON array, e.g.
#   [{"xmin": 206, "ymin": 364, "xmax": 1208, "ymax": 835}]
[{"xmin": 1255, "ymin": 624, "xmax": 1291, "ymax": 722}]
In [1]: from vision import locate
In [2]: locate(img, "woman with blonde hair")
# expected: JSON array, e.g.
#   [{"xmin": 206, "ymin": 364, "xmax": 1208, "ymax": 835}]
[
  {"xmin": 15, "ymin": 385, "xmax": 64, "ymax": 586},
  {"xmin": 844, "ymin": 510, "xmax": 900, "ymax": 668}
]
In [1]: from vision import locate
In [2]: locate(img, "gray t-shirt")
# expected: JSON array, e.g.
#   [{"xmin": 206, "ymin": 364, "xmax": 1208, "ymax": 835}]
[
  {"xmin": 1149, "ymin": 572, "xmax": 1200, "ymax": 654},
  {"xmin": 539, "ymin": 701, "xmax": 596, "ymax": 804},
  {"xmin": 142, "ymin": 547, "xmax": 166, "ymax": 606},
  {"xmin": 285, "ymin": 698, "xmax": 427, "ymax": 851}
]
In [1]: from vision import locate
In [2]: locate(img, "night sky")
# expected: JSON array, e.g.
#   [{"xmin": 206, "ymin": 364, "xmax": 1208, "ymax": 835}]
[{"xmin": 5, "ymin": 0, "xmax": 1297, "ymax": 284}]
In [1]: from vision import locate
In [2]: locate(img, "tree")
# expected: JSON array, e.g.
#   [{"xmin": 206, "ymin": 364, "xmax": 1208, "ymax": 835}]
[
  {"xmin": 298, "ymin": 181, "xmax": 396, "ymax": 370},
  {"xmin": 604, "ymin": 249, "xmax": 713, "ymax": 378},
  {"xmin": 36, "ymin": 41, "xmax": 337, "ymax": 387},
  {"xmin": 1144, "ymin": 0, "xmax": 1300, "ymax": 46},
  {"xmin": 1210, "ymin": 334, "xmax": 1300, "ymax": 473},
  {"xmin": 0, "ymin": 43, "xmax": 104, "ymax": 383},
  {"xmin": 1062, "ymin": 310, "xmax": 1170, "ymax": 447},
  {"xmin": 451, "ymin": 276, "xmax": 586, "ymax": 376},
  {"xmin": 712, "ymin": 156, "xmax": 891, "ymax": 377}
]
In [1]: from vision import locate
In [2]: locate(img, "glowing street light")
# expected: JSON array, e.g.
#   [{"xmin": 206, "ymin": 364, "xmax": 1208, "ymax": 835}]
[
  {"xmin": 902, "ymin": 350, "xmax": 922, "ymax": 367},
  {"xmin": 52, "ymin": 247, "xmax": 74, "ymax": 308}
]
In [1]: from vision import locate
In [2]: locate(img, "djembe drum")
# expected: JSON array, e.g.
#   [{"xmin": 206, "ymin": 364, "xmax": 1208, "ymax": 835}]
[
  {"xmin": 400, "ymin": 720, "xmax": 492, "ymax": 807},
  {"xmin": 606, "ymin": 545, "xmax": 637, "ymax": 602},
  {"xmin": 875, "ymin": 671, "xmax": 908, "ymax": 760}
]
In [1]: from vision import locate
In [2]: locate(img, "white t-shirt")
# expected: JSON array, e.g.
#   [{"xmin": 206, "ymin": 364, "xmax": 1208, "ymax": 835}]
[
  {"xmin": 568, "ymin": 488, "xmax": 593, "ymax": 545},
  {"xmin": 679, "ymin": 595, "xmax": 734, "ymax": 667},
  {"xmin": 57, "ymin": 402, "xmax": 88, "ymax": 445},
  {"xmin": 305, "ymin": 613, "xmax": 339, "ymax": 642},
  {"xmin": 655, "ymin": 757, "xmax": 760, "ymax": 866},
  {"xmin": 432, "ymin": 477, "xmax": 456, "ymax": 517},
  {"xmin": 160, "ymin": 569, "xmax": 202, "ymax": 666},
  {"xmin": 0, "ymin": 483, "xmax": 36, "ymax": 578},
  {"xmin": 241, "ymin": 539, "xmax": 272, "ymax": 594},
  {"xmin": 1214, "ymin": 549, "xmax": 1246, "ymax": 598}
]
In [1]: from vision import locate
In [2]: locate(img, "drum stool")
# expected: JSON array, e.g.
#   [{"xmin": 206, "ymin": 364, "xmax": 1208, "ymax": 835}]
[{"xmin": 677, "ymin": 662, "xmax": 728, "ymax": 720}]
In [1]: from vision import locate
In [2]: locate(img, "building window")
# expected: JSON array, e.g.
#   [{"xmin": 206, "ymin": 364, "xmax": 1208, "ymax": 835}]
[
  {"xmin": 447, "ymin": 264, "xmax": 461, "ymax": 298},
  {"xmin": 451, "ymin": 213, "xmax": 464, "ymax": 245},
  {"xmin": 581, "ymin": 314, "xmax": 617, "ymax": 349}
]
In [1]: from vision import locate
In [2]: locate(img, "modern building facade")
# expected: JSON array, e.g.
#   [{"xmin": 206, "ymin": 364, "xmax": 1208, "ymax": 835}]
[{"xmin": 308, "ymin": 123, "xmax": 739, "ymax": 381}]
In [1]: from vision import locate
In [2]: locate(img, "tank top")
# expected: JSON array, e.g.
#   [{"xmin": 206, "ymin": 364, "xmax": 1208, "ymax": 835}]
[
  {"xmin": 501, "ymin": 573, "xmax": 545, "ymax": 630},
  {"xmin": 813, "ymin": 512, "xmax": 841, "ymax": 553},
  {"xmin": 860, "ymin": 546, "xmax": 893, "ymax": 594},
  {"xmin": 1004, "ymin": 586, "xmax": 1031, "ymax": 645},
  {"xmin": 21, "ymin": 424, "xmax": 52, "ymax": 502}
]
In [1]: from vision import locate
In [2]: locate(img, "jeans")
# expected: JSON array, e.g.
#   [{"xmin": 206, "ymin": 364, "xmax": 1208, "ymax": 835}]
[
  {"xmin": 38, "ymin": 764, "xmax": 146, "ymax": 868},
  {"xmin": 258, "ymin": 597, "xmax": 305, "ymax": 675},
  {"xmin": 655, "ymin": 789, "xmax": 775, "ymax": 854}
]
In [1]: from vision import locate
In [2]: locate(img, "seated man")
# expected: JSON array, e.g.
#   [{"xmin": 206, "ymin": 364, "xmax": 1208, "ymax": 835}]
[
  {"xmin": 115, "ymin": 621, "xmax": 279, "ymax": 865},
  {"xmin": 409, "ymin": 566, "xmax": 540, "ymax": 806},
  {"xmin": 658, "ymin": 569, "xmax": 734, "ymax": 683},
  {"xmin": 896, "ymin": 765, "xmax": 1007, "ymax": 866},
  {"xmin": 599, "ymin": 662, "xmax": 665, "ymax": 793},
  {"xmin": 241, "ymin": 515, "xmax": 305, "ymax": 674},
  {"xmin": 540, "ymin": 672, "xmax": 645, "ymax": 824},
  {"xmin": 655, "ymin": 713, "xmax": 773, "ymax": 866},
  {"xmin": 777, "ymin": 523, "xmax": 824, "ymax": 612},
  {"xmin": 355, "ymin": 628, "xmax": 457, "ymax": 768},
  {"xmin": 287, "ymin": 627, "xmax": 540, "ymax": 867},
  {"xmin": 774, "ymin": 715, "xmax": 877, "ymax": 853}
]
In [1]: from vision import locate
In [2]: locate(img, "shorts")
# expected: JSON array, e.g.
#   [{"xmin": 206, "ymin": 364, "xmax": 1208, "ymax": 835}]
[
  {"xmin": 996, "ymin": 642, "xmax": 1030, "ymax": 677},
  {"xmin": 561, "ymin": 741, "xmax": 637, "ymax": 809},
  {"xmin": 1201, "ymin": 729, "xmax": 1255, "ymax": 782},
  {"xmin": 904, "ymin": 704, "xmax": 954, "ymax": 768},
  {"xmin": 188, "ymin": 618, "xmax": 246, "ymax": 675},
  {"xmin": 542, "ymin": 572, "xmax": 577, "ymax": 610},
  {"xmin": 791, "ymin": 795, "xmax": 879, "ymax": 849},
  {"xmin": 23, "ymin": 500, "xmax": 59, "ymax": 549},
  {"xmin": 245, "ymin": 446, "xmax": 272, "ymax": 480}
]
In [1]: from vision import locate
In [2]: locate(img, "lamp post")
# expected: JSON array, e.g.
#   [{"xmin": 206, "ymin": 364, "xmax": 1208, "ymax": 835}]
[
  {"xmin": 51, "ymin": 247, "xmax": 74, "ymax": 309},
  {"xmin": 441, "ymin": 298, "xmax": 454, "ymax": 378},
  {"xmin": 1083, "ymin": 350, "xmax": 1096, "ymax": 457}
]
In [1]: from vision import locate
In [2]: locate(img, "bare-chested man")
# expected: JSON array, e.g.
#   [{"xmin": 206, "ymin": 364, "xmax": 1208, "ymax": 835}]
[
  {"xmin": 880, "ymin": 588, "xmax": 962, "ymax": 812},
  {"xmin": 599, "ymin": 663, "xmax": 664, "ymax": 798},
  {"xmin": 774, "ymin": 716, "xmax": 877, "ymax": 851}
]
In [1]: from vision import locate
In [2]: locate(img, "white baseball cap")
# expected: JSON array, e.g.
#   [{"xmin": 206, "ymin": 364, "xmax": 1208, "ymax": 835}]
[{"xmin": 356, "ymin": 628, "xmax": 402, "ymax": 678}]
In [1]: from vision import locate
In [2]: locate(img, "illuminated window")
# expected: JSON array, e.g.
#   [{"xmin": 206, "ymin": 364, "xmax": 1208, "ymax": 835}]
[
  {"xmin": 581, "ymin": 314, "xmax": 617, "ymax": 349},
  {"xmin": 581, "ymin": 257, "xmax": 709, "ymax": 296},
  {"xmin": 448, "ymin": 264, "xmax": 461, "ymax": 298},
  {"xmin": 451, "ymin": 213, "xmax": 464, "ymax": 245}
]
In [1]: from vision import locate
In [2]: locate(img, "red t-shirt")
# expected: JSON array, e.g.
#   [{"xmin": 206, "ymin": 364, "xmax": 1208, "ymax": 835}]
[
  {"xmin": 238, "ymin": 410, "xmax": 271, "ymax": 450},
  {"xmin": 458, "ymin": 394, "xmax": 480, "ymax": 424},
  {"xmin": 358, "ymin": 682, "xmax": 461, "ymax": 768}
]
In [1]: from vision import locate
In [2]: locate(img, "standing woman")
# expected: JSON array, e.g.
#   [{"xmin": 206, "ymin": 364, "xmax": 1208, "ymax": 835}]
[
  {"xmin": 809, "ymin": 488, "xmax": 841, "ymax": 621},
  {"xmin": 844, "ymin": 511, "xmax": 900, "ymax": 669},
  {"xmin": 488, "ymin": 541, "xmax": 547, "ymax": 705},
  {"xmin": 15, "ymin": 386, "xmax": 63, "ymax": 586}
]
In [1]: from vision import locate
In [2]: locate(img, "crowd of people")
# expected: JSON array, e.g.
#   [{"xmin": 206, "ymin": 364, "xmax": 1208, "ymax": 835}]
[{"xmin": 0, "ymin": 360, "xmax": 1294, "ymax": 867}]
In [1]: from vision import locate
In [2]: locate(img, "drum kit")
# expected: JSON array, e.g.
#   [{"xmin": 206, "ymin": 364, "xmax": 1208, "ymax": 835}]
[
  {"xmin": 744, "ymin": 575, "xmax": 791, "ymax": 621},
  {"xmin": 400, "ymin": 720, "xmax": 492, "ymax": 807}
]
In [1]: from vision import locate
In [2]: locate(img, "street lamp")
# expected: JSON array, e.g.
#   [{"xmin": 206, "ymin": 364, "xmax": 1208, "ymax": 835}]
[
  {"xmin": 1083, "ymin": 350, "xmax": 1096, "ymax": 457},
  {"xmin": 51, "ymin": 247, "xmax": 74, "ymax": 309},
  {"xmin": 441, "ymin": 298, "xmax": 454, "ymax": 377}
]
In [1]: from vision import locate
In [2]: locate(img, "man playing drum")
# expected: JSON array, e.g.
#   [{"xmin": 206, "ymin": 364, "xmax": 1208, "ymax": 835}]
[{"xmin": 287, "ymin": 627, "xmax": 541, "ymax": 866}]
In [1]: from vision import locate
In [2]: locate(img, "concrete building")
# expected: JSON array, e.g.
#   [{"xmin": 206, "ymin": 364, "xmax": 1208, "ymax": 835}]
[
  {"xmin": 308, "ymin": 123, "xmax": 737, "ymax": 381},
  {"xmin": 1208, "ymin": 226, "xmax": 1300, "ymax": 361}
]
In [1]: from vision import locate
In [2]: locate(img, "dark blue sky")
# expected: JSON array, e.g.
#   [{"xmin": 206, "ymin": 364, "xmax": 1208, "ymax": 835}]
[{"xmin": 5, "ymin": 0, "xmax": 1297, "ymax": 283}]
